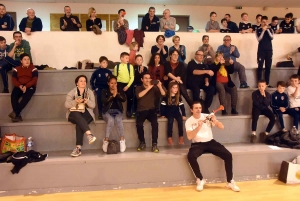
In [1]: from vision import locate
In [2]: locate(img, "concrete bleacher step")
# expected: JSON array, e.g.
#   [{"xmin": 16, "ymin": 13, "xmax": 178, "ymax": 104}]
[
  {"xmin": 0, "ymin": 88, "xmax": 278, "ymax": 120},
  {"xmin": 0, "ymin": 68, "xmax": 297, "ymax": 93},
  {"xmin": 0, "ymin": 115, "xmax": 293, "ymax": 152},
  {"xmin": 0, "ymin": 144, "xmax": 299, "ymax": 196}
]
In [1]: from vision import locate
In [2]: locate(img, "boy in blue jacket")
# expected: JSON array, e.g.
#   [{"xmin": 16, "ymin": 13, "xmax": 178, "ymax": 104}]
[
  {"xmin": 0, "ymin": 36, "xmax": 11, "ymax": 93},
  {"xmin": 270, "ymin": 81, "xmax": 289, "ymax": 132},
  {"xmin": 90, "ymin": 56, "xmax": 112, "ymax": 119}
]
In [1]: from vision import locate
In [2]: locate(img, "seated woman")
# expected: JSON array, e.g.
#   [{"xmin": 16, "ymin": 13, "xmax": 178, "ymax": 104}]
[
  {"xmin": 65, "ymin": 75, "xmax": 96, "ymax": 157},
  {"xmin": 101, "ymin": 75, "xmax": 127, "ymax": 153},
  {"xmin": 86, "ymin": 7, "xmax": 102, "ymax": 31},
  {"xmin": 151, "ymin": 35, "xmax": 168, "ymax": 64},
  {"xmin": 210, "ymin": 51, "xmax": 238, "ymax": 115},
  {"xmin": 9, "ymin": 53, "xmax": 38, "ymax": 122},
  {"xmin": 198, "ymin": 35, "xmax": 215, "ymax": 65},
  {"xmin": 164, "ymin": 49, "xmax": 192, "ymax": 106},
  {"xmin": 168, "ymin": 35, "xmax": 186, "ymax": 63},
  {"xmin": 148, "ymin": 53, "xmax": 167, "ymax": 85}
]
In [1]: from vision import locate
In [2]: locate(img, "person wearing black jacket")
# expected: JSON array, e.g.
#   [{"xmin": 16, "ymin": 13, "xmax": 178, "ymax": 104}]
[
  {"xmin": 270, "ymin": 81, "xmax": 289, "ymax": 132},
  {"xmin": 256, "ymin": 16, "xmax": 274, "ymax": 87},
  {"xmin": 164, "ymin": 49, "xmax": 192, "ymax": 106},
  {"xmin": 86, "ymin": 7, "xmax": 102, "ymax": 31},
  {"xmin": 151, "ymin": 35, "xmax": 168, "ymax": 63},
  {"xmin": 251, "ymin": 79, "xmax": 275, "ymax": 143},
  {"xmin": 187, "ymin": 50, "xmax": 215, "ymax": 113},
  {"xmin": 210, "ymin": 52, "xmax": 238, "ymax": 115},
  {"xmin": 0, "ymin": 4, "xmax": 15, "ymax": 31},
  {"xmin": 19, "ymin": 9, "xmax": 43, "ymax": 34},
  {"xmin": 60, "ymin": 6, "xmax": 82, "ymax": 31},
  {"xmin": 101, "ymin": 75, "xmax": 127, "ymax": 153},
  {"xmin": 141, "ymin": 7, "xmax": 160, "ymax": 32},
  {"xmin": 224, "ymin": 14, "xmax": 239, "ymax": 33}
]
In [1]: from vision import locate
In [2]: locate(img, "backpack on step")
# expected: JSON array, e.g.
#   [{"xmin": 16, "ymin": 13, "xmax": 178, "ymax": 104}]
[{"xmin": 107, "ymin": 140, "xmax": 119, "ymax": 154}]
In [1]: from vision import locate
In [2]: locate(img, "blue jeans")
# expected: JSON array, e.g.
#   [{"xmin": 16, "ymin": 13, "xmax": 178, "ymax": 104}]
[
  {"xmin": 288, "ymin": 107, "xmax": 300, "ymax": 129},
  {"xmin": 273, "ymin": 109, "xmax": 288, "ymax": 129},
  {"xmin": 103, "ymin": 110, "xmax": 124, "ymax": 138}
]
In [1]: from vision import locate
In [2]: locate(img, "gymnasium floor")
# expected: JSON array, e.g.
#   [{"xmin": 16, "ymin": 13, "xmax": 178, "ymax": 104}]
[{"xmin": 0, "ymin": 180, "xmax": 299, "ymax": 201}]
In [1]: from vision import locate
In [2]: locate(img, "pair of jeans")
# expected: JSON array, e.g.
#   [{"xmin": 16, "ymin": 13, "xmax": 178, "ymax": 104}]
[
  {"xmin": 103, "ymin": 110, "xmax": 124, "ymax": 138},
  {"xmin": 68, "ymin": 110, "xmax": 93, "ymax": 146}
]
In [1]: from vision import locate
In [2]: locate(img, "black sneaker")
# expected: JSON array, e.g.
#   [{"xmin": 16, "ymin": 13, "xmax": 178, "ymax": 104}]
[
  {"xmin": 126, "ymin": 111, "xmax": 132, "ymax": 118},
  {"xmin": 137, "ymin": 141, "xmax": 146, "ymax": 151},
  {"xmin": 11, "ymin": 116, "xmax": 21, "ymax": 123},
  {"xmin": 250, "ymin": 134, "xmax": 257, "ymax": 143},
  {"xmin": 2, "ymin": 89, "xmax": 9, "ymax": 93},
  {"xmin": 240, "ymin": 83, "xmax": 249, "ymax": 88},
  {"xmin": 231, "ymin": 108, "xmax": 238, "ymax": 115},
  {"xmin": 222, "ymin": 110, "xmax": 228, "ymax": 115},
  {"xmin": 152, "ymin": 143, "xmax": 159, "ymax": 153}
]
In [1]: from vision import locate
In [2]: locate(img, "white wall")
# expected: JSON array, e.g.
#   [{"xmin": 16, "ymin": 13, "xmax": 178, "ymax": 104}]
[
  {"xmin": 2, "ymin": 1, "xmax": 300, "ymax": 31},
  {"xmin": 1, "ymin": 31, "xmax": 299, "ymax": 69}
]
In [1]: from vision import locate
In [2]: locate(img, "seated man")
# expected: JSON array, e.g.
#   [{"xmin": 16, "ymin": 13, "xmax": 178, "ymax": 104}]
[
  {"xmin": 135, "ymin": 72, "xmax": 166, "ymax": 153},
  {"xmin": 160, "ymin": 9, "xmax": 176, "ymax": 32},
  {"xmin": 141, "ymin": 7, "xmax": 159, "ymax": 32},
  {"xmin": 19, "ymin": 8, "xmax": 43, "ymax": 35},
  {"xmin": 113, "ymin": 9, "xmax": 129, "ymax": 32},
  {"xmin": 187, "ymin": 50, "xmax": 215, "ymax": 113},
  {"xmin": 217, "ymin": 35, "xmax": 249, "ymax": 88},
  {"xmin": 224, "ymin": 14, "xmax": 239, "ymax": 33},
  {"xmin": 279, "ymin": 13, "xmax": 294, "ymax": 34},
  {"xmin": 9, "ymin": 53, "xmax": 38, "ymax": 122},
  {"xmin": 0, "ymin": 36, "xmax": 11, "ymax": 93},
  {"xmin": 186, "ymin": 101, "xmax": 240, "ymax": 192},
  {"xmin": 7, "ymin": 31, "xmax": 32, "ymax": 67},
  {"xmin": 0, "ymin": 4, "xmax": 15, "ymax": 31},
  {"xmin": 60, "ymin": 6, "xmax": 82, "ymax": 31}
]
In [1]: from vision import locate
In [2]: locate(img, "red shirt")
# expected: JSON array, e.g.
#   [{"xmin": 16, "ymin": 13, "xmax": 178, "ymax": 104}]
[
  {"xmin": 12, "ymin": 64, "xmax": 38, "ymax": 88},
  {"xmin": 216, "ymin": 71, "xmax": 228, "ymax": 83},
  {"xmin": 148, "ymin": 64, "xmax": 165, "ymax": 82}
]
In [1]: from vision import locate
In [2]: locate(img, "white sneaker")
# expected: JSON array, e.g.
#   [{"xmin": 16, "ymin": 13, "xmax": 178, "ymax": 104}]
[
  {"xmin": 226, "ymin": 180, "xmax": 240, "ymax": 192},
  {"xmin": 102, "ymin": 139, "xmax": 109, "ymax": 153},
  {"xmin": 120, "ymin": 139, "xmax": 126, "ymax": 152},
  {"xmin": 196, "ymin": 178, "xmax": 206, "ymax": 191}
]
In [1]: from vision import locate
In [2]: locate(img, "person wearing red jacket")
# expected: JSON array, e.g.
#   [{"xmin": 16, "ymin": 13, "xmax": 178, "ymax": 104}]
[{"xmin": 9, "ymin": 53, "xmax": 38, "ymax": 122}]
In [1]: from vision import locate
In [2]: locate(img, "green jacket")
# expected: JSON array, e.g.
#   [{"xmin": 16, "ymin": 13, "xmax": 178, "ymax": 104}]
[{"xmin": 9, "ymin": 40, "xmax": 32, "ymax": 62}]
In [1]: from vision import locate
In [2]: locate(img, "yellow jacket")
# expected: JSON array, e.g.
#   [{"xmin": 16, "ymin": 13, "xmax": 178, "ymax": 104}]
[{"xmin": 113, "ymin": 63, "xmax": 135, "ymax": 87}]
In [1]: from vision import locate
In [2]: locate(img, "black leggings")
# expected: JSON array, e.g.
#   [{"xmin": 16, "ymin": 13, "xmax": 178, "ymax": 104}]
[
  {"xmin": 167, "ymin": 111, "xmax": 183, "ymax": 137},
  {"xmin": 68, "ymin": 110, "xmax": 93, "ymax": 146},
  {"xmin": 251, "ymin": 108, "xmax": 275, "ymax": 132},
  {"xmin": 187, "ymin": 139, "xmax": 233, "ymax": 182}
]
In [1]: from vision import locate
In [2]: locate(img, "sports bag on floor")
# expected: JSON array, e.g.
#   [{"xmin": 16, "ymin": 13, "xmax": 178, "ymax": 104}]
[{"xmin": 107, "ymin": 140, "xmax": 119, "ymax": 154}]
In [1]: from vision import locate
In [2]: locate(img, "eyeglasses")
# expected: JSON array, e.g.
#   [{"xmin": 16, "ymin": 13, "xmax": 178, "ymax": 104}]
[
  {"xmin": 223, "ymin": 39, "xmax": 231, "ymax": 41},
  {"xmin": 196, "ymin": 54, "xmax": 204, "ymax": 56}
]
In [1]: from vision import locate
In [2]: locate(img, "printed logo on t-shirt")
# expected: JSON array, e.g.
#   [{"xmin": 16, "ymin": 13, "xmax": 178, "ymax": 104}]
[
  {"xmin": 191, "ymin": 123, "xmax": 198, "ymax": 130},
  {"xmin": 15, "ymin": 47, "xmax": 24, "ymax": 58},
  {"xmin": 105, "ymin": 73, "xmax": 108, "ymax": 77},
  {"xmin": 0, "ymin": 50, "xmax": 6, "ymax": 60},
  {"xmin": 98, "ymin": 74, "xmax": 101, "ymax": 77},
  {"xmin": 281, "ymin": 96, "xmax": 285, "ymax": 100},
  {"xmin": 275, "ymin": 96, "xmax": 277, "ymax": 100}
]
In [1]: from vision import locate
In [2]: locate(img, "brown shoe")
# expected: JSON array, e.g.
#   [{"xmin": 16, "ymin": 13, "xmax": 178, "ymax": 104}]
[
  {"xmin": 8, "ymin": 111, "xmax": 16, "ymax": 119},
  {"xmin": 259, "ymin": 132, "xmax": 267, "ymax": 143},
  {"xmin": 250, "ymin": 134, "xmax": 257, "ymax": 143},
  {"xmin": 167, "ymin": 137, "xmax": 173, "ymax": 145},
  {"xmin": 179, "ymin": 136, "xmax": 184, "ymax": 145}
]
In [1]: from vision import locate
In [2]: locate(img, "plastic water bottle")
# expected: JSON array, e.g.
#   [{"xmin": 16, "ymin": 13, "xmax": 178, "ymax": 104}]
[
  {"xmin": 291, "ymin": 126, "xmax": 298, "ymax": 135},
  {"xmin": 27, "ymin": 137, "xmax": 34, "ymax": 151}
]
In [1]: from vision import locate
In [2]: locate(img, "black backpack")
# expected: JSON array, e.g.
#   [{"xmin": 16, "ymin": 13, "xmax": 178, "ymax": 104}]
[
  {"xmin": 276, "ymin": 60, "xmax": 294, "ymax": 67},
  {"xmin": 107, "ymin": 140, "xmax": 119, "ymax": 154}
]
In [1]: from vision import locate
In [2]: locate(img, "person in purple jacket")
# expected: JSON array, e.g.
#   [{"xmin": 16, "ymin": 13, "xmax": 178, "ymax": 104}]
[{"xmin": 251, "ymin": 79, "xmax": 275, "ymax": 143}]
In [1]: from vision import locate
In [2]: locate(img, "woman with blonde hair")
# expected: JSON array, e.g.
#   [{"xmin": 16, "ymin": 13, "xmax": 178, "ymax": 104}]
[
  {"xmin": 168, "ymin": 35, "xmax": 186, "ymax": 63},
  {"xmin": 86, "ymin": 7, "xmax": 102, "ymax": 31},
  {"xmin": 209, "ymin": 51, "xmax": 238, "ymax": 115}
]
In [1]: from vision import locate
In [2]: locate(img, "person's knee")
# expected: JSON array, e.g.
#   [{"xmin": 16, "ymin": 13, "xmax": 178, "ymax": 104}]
[
  {"xmin": 225, "ymin": 152, "xmax": 233, "ymax": 161},
  {"xmin": 151, "ymin": 120, "xmax": 158, "ymax": 128},
  {"xmin": 187, "ymin": 151, "xmax": 198, "ymax": 162}
]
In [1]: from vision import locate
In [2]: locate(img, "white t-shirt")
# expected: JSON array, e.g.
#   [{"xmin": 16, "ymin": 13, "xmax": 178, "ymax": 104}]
[
  {"xmin": 296, "ymin": 18, "xmax": 300, "ymax": 33},
  {"xmin": 185, "ymin": 114, "xmax": 214, "ymax": 143},
  {"xmin": 287, "ymin": 85, "xmax": 300, "ymax": 108}
]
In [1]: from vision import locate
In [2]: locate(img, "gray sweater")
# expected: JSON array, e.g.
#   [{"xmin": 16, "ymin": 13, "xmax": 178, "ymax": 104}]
[
  {"xmin": 160, "ymin": 17, "xmax": 176, "ymax": 32},
  {"xmin": 65, "ymin": 87, "xmax": 96, "ymax": 121}
]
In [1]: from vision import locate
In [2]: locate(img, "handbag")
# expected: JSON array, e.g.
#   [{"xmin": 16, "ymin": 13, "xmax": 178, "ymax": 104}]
[
  {"xmin": 276, "ymin": 60, "xmax": 294, "ymax": 67},
  {"xmin": 278, "ymin": 156, "xmax": 300, "ymax": 184},
  {"xmin": 107, "ymin": 140, "xmax": 120, "ymax": 154},
  {"xmin": 69, "ymin": 103, "xmax": 85, "ymax": 113},
  {"xmin": 0, "ymin": 133, "xmax": 26, "ymax": 153}
]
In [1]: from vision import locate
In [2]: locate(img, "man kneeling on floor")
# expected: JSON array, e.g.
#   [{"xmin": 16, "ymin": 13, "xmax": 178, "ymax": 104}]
[{"xmin": 185, "ymin": 101, "xmax": 240, "ymax": 192}]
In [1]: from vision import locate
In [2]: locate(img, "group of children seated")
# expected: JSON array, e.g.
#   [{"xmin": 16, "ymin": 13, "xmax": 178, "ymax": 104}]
[{"xmin": 90, "ymin": 49, "xmax": 300, "ymax": 147}]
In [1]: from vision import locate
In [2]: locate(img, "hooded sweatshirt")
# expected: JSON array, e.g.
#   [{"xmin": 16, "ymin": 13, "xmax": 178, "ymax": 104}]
[
  {"xmin": 141, "ymin": 13, "xmax": 160, "ymax": 32},
  {"xmin": 0, "ymin": 45, "xmax": 10, "ymax": 67},
  {"xmin": 0, "ymin": 13, "xmax": 15, "ymax": 31},
  {"xmin": 9, "ymin": 40, "xmax": 32, "ymax": 62}
]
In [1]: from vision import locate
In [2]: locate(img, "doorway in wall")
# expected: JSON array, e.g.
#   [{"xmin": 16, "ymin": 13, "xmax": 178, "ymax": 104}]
[
  {"xmin": 138, "ymin": 15, "xmax": 189, "ymax": 32},
  {"xmin": 7, "ymin": 12, "xmax": 17, "ymax": 31}
]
